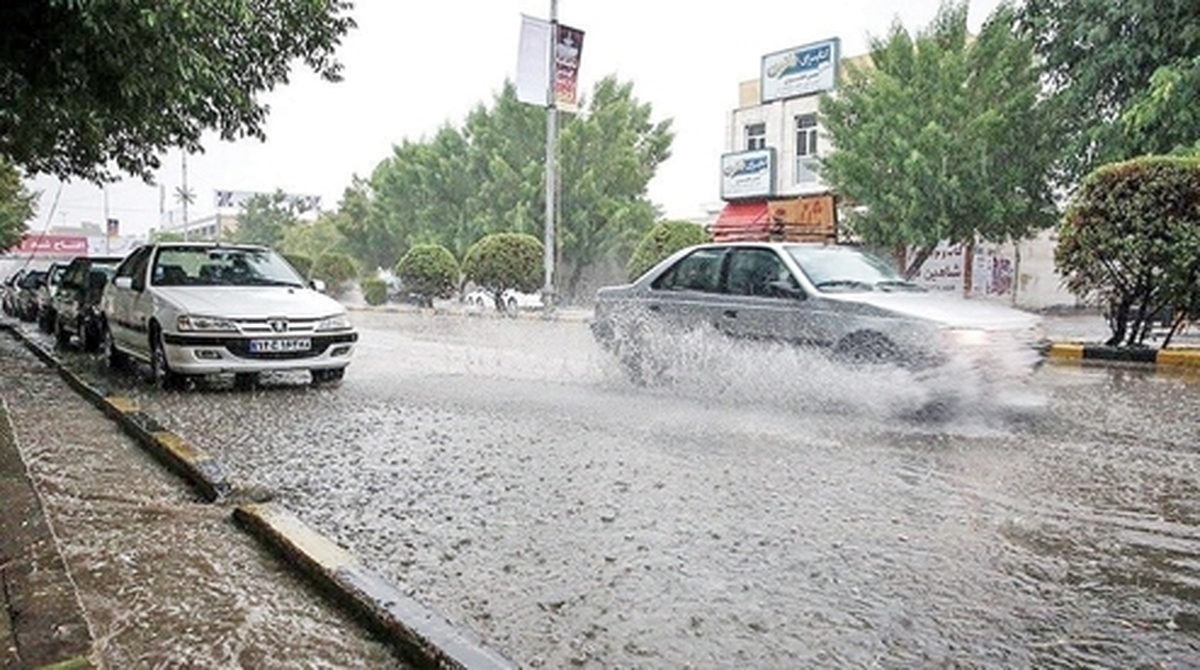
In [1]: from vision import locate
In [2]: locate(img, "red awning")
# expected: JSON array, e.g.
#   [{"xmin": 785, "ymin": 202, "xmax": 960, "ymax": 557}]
[{"xmin": 712, "ymin": 201, "xmax": 770, "ymax": 241}]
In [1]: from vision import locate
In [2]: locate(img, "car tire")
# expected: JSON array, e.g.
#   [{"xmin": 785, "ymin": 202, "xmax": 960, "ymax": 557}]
[
  {"xmin": 102, "ymin": 322, "xmax": 128, "ymax": 370},
  {"xmin": 80, "ymin": 318, "xmax": 100, "ymax": 353},
  {"xmin": 311, "ymin": 368, "xmax": 345, "ymax": 385},
  {"xmin": 37, "ymin": 309, "xmax": 53, "ymax": 334},
  {"xmin": 54, "ymin": 316, "xmax": 71, "ymax": 347},
  {"xmin": 504, "ymin": 296, "xmax": 519, "ymax": 318},
  {"xmin": 149, "ymin": 328, "xmax": 185, "ymax": 390},
  {"xmin": 233, "ymin": 372, "xmax": 259, "ymax": 390}
]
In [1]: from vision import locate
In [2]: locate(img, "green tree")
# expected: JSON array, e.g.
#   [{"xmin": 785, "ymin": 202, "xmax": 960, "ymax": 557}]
[
  {"xmin": 283, "ymin": 253, "xmax": 314, "ymax": 281},
  {"xmin": 627, "ymin": 220, "xmax": 711, "ymax": 281},
  {"xmin": 279, "ymin": 211, "xmax": 347, "ymax": 262},
  {"xmin": 394, "ymin": 244, "xmax": 459, "ymax": 307},
  {"xmin": 461, "ymin": 233, "xmax": 543, "ymax": 310},
  {"xmin": 0, "ymin": 1, "xmax": 354, "ymax": 182},
  {"xmin": 360, "ymin": 276, "xmax": 388, "ymax": 306},
  {"xmin": 232, "ymin": 191, "xmax": 299, "ymax": 247},
  {"xmin": 819, "ymin": 2, "xmax": 1058, "ymax": 277},
  {"xmin": 1056, "ymin": 156, "xmax": 1200, "ymax": 348},
  {"xmin": 1019, "ymin": 0, "xmax": 1200, "ymax": 184},
  {"xmin": 333, "ymin": 177, "xmax": 395, "ymax": 271},
  {"xmin": 0, "ymin": 159, "xmax": 35, "ymax": 252},
  {"xmin": 343, "ymin": 77, "xmax": 673, "ymax": 303},
  {"xmin": 312, "ymin": 251, "xmax": 358, "ymax": 296},
  {"xmin": 558, "ymin": 77, "xmax": 674, "ymax": 297}
]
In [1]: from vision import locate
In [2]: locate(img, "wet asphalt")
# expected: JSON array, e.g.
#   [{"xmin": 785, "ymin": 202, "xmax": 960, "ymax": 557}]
[{"xmin": 5, "ymin": 308, "xmax": 1200, "ymax": 667}]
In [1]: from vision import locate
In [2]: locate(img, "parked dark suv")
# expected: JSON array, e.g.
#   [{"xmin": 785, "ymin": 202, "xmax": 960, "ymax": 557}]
[{"xmin": 53, "ymin": 256, "xmax": 124, "ymax": 351}]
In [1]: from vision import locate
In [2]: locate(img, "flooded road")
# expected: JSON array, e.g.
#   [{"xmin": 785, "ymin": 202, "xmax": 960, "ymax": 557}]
[{"xmin": 46, "ymin": 311, "xmax": 1200, "ymax": 667}]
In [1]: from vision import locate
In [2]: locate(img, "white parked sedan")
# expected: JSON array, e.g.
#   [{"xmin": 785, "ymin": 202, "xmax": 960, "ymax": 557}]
[{"xmin": 100, "ymin": 242, "xmax": 357, "ymax": 389}]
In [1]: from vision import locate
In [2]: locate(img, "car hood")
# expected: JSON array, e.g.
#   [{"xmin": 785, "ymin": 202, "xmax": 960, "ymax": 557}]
[
  {"xmin": 831, "ymin": 290, "xmax": 1041, "ymax": 330},
  {"xmin": 154, "ymin": 286, "xmax": 345, "ymax": 319}
]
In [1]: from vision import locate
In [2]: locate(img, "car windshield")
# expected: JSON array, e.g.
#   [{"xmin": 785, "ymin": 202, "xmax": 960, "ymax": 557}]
[
  {"xmin": 785, "ymin": 245, "xmax": 922, "ymax": 293},
  {"xmin": 152, "ymin": 246, "xmax": 305, "ymax": 287}
]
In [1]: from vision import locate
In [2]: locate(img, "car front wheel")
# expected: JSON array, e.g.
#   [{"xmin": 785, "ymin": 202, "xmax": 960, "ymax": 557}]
[
  {"xmin": 311, "ymin": 368, "xmax": 345, "ymax": 385},
  {"xmin": 54, "ymin": 316, "xmax": 71, "ymax": 347},
  {"xmin": 149, "ymin": 329, "xmax": 185, "ymax": 390}
]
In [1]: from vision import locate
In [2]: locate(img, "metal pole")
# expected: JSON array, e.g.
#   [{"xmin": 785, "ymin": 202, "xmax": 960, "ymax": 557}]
[
  {"xmin": 181, "ymin": 153, "xmax": 189, "ymax": 241},
  {"xmin": 542, "ymin": 0, "xmax": 558, "ymax": 312},
  {"xmin": 103, "ymin": 186, "xmax": 110, "ymax": 254}
]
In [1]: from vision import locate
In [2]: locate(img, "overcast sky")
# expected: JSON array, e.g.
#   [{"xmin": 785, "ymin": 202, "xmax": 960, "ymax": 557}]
[{"xmin": 26, "ymin": 0, "xmax": 1003, "ymax": 237}]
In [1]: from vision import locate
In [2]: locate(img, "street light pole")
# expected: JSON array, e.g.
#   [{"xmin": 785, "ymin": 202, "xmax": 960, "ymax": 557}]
[{"xmin": 542, "ymin": 0, "xmax": 558, "ymax": 313}]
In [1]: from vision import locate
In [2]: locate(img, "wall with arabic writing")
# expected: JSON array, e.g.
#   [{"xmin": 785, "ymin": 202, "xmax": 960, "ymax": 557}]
[{"xmin": 912, "ymin": 230, "xmax": 1079, "ymax": 309}]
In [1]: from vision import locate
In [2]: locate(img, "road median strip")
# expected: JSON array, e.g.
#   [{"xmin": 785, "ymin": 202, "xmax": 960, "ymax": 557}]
[{"xmin": 1047, "ymin": 342, "xmax": 1200, "ymax": 369}]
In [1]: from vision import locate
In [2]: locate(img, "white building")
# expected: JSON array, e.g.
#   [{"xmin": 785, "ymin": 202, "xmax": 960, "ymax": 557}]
[{"xmin": 718, "ymin": 37, "xmax": 1078, "ymax": 309}]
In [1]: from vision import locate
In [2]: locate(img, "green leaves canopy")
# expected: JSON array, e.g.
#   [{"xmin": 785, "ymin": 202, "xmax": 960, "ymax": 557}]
[
  {"xmin": 1019, "ymin": 0, "xmax": 1200, "ymax": 183},
  {"xmin": 819, "ymin": 1, "xmax": 1057, "ymax": 275},
  {"xmin": 1055, "ymin": 156, "xmax": 1200, "ymax": 347},
  {"xmin": 339, "ymin": 76, "xmax": 673, "ymax": 301},
  {"xmin": 0, "ymin": 158, "xmax": 36, "ymax": 252},
  {"xmin": 627, "ymin": 220, "xmax": 711, "ymax": 281},
  {"xmin": 461, "ymin": 232, "xmax": 543, "ymax": 300},
  {"xmin": 0, "ymin": 0, "xmax": 354, "ymax": 182}
]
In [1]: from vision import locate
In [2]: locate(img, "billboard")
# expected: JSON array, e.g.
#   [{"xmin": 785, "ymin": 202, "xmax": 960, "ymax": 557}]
[
  {"xmin": 554, "ymin": 24, "xmax": 584, "ymax": 110},
  {"xmin": 214, "ymin": 190, "xmax": 321, "ymax": 213},
  {"xmin": 516, "ymin": 16, "xmax": 585, "ymax": 111},
  {"xmin": 720, "ymin": 149, "xmax": 776, "ymax": 200},
  {"xmin": 761, "ymin": 37, "xmax": 840, "ymax": 103},
  {"xmin": 10, "ymin": 234, "xmax": 89, "ymax": 258}
]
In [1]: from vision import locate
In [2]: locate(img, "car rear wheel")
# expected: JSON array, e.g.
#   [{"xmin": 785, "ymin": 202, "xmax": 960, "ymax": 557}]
[
  {"xmin": 311, "ymin": 368, "xmax": 345, "ymax": 385},
  {"xmin": 149, "ymin": 328, "xmax": 185, "ymax": 390},
  {"xmin": 79, "ymin": 318, "xmax": 100, "ymax": 353}
]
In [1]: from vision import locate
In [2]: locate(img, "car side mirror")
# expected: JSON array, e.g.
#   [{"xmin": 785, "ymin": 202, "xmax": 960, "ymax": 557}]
[
  {"xmin": 309, "ymin": 278, "xmax": 326, "ymax": 293},
  {"xmin": 114, "ymin": 276, "xmax": 133, "ymax": 290},
  {"xmin": 768, "ymin": 280, "xmax": 805, "ymax": 300}
]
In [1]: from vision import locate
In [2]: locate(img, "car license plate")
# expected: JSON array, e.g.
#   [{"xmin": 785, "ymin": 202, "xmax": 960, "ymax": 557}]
[{"xmin": 249, "ymin": 338, "xmax": 311, "ymax": 353}]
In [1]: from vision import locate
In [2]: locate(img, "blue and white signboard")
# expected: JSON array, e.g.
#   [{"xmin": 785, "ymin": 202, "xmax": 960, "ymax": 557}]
[
  {"xmin": 761, "ymin": 37, "xmax": 840, "ymax": 103},
  {"xmin": 720, "ymin": 148, "xmax": 776, "ymax": 200}
]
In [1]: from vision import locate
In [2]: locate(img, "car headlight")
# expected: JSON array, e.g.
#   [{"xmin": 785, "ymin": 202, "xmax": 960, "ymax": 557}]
[
  {"xmin": 941, "ymin": 328, "xmax": 990, "ymax": 347},
  {"xmin": 177, "ymin": 314, "xmax": 237, "ymax": 332},
  {"xmin": 316, "ymin": 314, "xmax": 352, "ymax": 332}
]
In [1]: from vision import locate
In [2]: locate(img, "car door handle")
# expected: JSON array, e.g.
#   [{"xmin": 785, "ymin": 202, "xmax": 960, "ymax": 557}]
[{"xmin": 723, "ymin": 310, "xmax": 738, "ymax": 319}]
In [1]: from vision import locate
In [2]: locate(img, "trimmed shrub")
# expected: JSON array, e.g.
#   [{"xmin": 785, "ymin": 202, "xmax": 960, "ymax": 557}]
[
  {"xmin": 361, "ymin": 276, "xmax": 388, "ymax": 306},
  {"xmin": 1056, "ymin": 155, "xmax": 1200, "ymax": 347},
  {"xmin": 627, "ymin": 220, "xmax": 711, "ymax": 280},
  {"xmin": 395, "ymin": 244, "xmax": 459, "ymax": 307},
  {"xmin": 313, "ymin": 252, "xmax": 358, "ymax": 295},
  {"xmin": 462, "ymin": 233, "xmax": 543, "ymax": 301}
]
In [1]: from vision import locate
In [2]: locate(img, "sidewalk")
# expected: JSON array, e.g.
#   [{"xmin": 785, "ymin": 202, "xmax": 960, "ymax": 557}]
[{"xmin": 0, "ymin": 327, "xmax": 406, "ymax": 668}]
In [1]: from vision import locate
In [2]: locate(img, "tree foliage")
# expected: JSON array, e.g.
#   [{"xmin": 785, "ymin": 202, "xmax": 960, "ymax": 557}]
[
  {"xmin": 461, "ymin": 233, "xmax": 543, "ymax": 307},
  {"xmin": 0, "ymin": 0, "xmax": 354, "ymax": 182},
  {"xmin": 627, "ymin": 220, "xmax": 711, "ymax": 281},
  {"xmin": 360, "ymin": 276, "xmax": 388, "ymax": 306},
  {"xmin": 394, "ymin": 244, "xmax": 459, "ymax": 307},
  {"xmin": 312, "ymin": 251, "xmax": 358, "ymax": 296},
  {"xmin": 1019, "ymin": 0, "xmax": 1200, "ymax": 184},
  {"xmin": 278, "ymin": 212, "xmax": 347, "ymax": 263},
  {"xmin": 1055, "ymin": 156, "xmax": 1200, "ymax": 348},
  {"xmin": 819, "ymin": 1, "xmax": 1058, "ymax": 276},
  {"xmin": 0, "ymin": 158, "xmax": 35, "ymax": 252},
  {"xmin": 337, "ymin": 76, "xmax": 672, "ymax": 302},
  {"xmin": 231, "ymin": 191, "xmax": 299, "ymax": 247}
]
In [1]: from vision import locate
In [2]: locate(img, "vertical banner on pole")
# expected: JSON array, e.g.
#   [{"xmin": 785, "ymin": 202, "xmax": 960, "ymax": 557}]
[
  {"xmin": 516, "ymin": 15, "xmax": 552, "ymax": 106},
  {"xmin": 553, "ymin": 24, "xmax": 584, "ymax": 111}
]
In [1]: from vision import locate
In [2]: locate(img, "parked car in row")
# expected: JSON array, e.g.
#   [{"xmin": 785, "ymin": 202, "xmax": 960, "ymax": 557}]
[
  {"xmin": 1, "ymin": 269, "xmax": 24, "ymax": 316},
  {"xmin": 591, "ymin": 241, "xmax": 1043, "ymax": 384},
  {"xmin": 463, "ymin": 288, "xmax": 543, "ymax": 316},
  {"xmin": 13, "ymin": 269, "xmax": 48, "ymax": 322},
  {"xmin": 36, "ymin": 262, "xmax": 68, "ymax": 333},
  {"xmin": 53, "ymin": 255, "xmax": 124, "ymax": 351},
  {"xmin": 100, "ymin": 242, "xmax": 358, "ymax": 389}
]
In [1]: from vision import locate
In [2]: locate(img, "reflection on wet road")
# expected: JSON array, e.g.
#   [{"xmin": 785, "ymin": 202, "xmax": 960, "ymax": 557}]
[{"xmin": 51, "ymin": 311, "xmax": 1200, "ymax": 667}]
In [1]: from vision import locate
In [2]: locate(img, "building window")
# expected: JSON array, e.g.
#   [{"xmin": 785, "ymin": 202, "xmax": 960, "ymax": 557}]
[
  {"xmin": 795, "ymin": 114, "xmax": 819, "ymax": 183},
  {"xmin": 745, "ymin": 122, "xmax": 766, "ymax": 151}
]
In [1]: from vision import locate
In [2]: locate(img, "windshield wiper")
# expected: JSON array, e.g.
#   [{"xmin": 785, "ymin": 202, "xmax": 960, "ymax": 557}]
[
  {"xmin": 814, "ymin": 279, "xmax": 874, "ymax": 291},
  {"xmin": 874, "ymin": 279, "xmax": 922, "ymax": 292}
]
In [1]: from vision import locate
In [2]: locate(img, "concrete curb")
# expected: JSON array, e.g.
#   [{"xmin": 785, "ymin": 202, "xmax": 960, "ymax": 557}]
[
  {"xmin": 0, "ymin": 321, "xmax": 515, "ymax": 668},
  {"xmin": 235, "ymin": 503, "xmax": 514, "ymax": 670},
  {"xmin": 344, "ymin": 302, "xmax": 593, "ymax": 323},
  {"xmin": 1046, "ymin": 342, "xmax": 1200, "ymax": 370}
]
